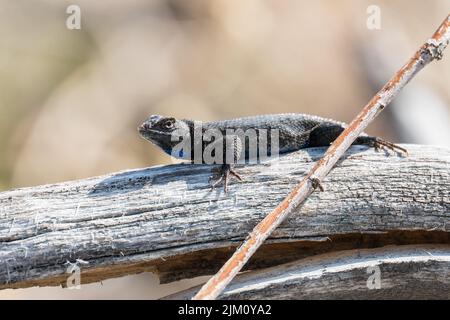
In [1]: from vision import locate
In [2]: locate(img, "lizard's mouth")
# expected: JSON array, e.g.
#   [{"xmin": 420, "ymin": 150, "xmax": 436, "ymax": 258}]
[
  {"xmin": 138, "ymin": 123, "xmax": 149, "ymax": 134},
  {"xmin": 138, "ymin": 124, "xmax": 170, "ymax": 140}
]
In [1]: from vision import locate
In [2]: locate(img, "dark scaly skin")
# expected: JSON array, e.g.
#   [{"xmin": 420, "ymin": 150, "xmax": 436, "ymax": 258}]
[{"xmin": 138, "ymin": 114, "xmax": 407, "ymax": 192}]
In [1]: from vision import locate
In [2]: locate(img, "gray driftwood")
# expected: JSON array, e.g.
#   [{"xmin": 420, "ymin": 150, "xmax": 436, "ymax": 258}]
[
  {"xmin": 165, "ymin": 245, "xmax": 450, "ymax": 299},
  {"xmin": 0, "ymin": 144, "xmax": 449, "ymax": 293}
]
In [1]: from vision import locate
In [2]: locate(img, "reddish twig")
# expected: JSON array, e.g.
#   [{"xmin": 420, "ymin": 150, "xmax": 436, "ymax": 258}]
[{"xmin": 193, "ymin": 14, "xmax": 450, "ymax": 300}]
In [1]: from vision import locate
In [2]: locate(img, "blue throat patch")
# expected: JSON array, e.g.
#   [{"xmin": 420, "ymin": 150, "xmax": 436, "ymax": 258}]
[{"xmin": 163, "ymin": 147, "xmax": 185, "ymax": 159}]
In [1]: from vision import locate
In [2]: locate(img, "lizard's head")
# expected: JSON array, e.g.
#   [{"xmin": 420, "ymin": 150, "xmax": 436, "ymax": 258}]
[{"xmin": 138, "ymin": 115, "xmax": 191, "ymax": 157}]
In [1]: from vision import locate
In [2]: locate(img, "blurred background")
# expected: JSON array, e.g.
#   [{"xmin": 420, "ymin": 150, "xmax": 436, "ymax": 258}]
[{"xmin": 0, "ymin": 0, "xmax": 449, "ymax": 299}]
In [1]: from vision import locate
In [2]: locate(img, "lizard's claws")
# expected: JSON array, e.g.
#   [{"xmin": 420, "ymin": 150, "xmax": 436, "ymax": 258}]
[
  {"xmin": 209, "ymin": 164, "xmax": 243, "ymax": 193},
  {"xmin": 372, "ymin": 137, "xmax": 408, "ymax": 156}
]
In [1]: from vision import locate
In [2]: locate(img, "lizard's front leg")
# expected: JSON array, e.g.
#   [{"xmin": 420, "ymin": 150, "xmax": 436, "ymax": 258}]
[
  {"xmin": 208, "ymin": 135, "xmax": 244, "ymax": 193},
  {"xmin": 210, "ymin": 164, "xmax": 243, "ymax": 193}
]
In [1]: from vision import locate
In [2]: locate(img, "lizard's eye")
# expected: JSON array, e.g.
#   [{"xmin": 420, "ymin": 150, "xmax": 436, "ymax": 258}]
[{"xmin": 163, "ymin": 119, "xmax": 175, "ymax": 129}]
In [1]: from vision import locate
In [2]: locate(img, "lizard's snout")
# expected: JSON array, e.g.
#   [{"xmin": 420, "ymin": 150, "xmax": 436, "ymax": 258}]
[
  {"xmin": 139, "ymin": 115, "xmax": 163, "ymax": 133},
  {"xmin": 138, "ymin": 122, "xmax": 151, "ymax": 133}
]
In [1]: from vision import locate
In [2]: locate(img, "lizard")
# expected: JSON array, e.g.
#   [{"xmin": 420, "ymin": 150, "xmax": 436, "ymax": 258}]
[{"xmin": 138, "ymin": 113, "xmax": 407, "ymax": 192}]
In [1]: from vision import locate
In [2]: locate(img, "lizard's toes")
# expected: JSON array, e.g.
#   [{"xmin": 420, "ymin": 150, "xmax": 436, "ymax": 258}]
[
  {"xmin": 373, "ymin": 138, "xmax": 408, "ymax": 156},
  {"xmin": 208, "ymin": 165, "xmax": 243, "ymax": 193},
  {"xmin": 229, "ymin": 169, "xmax": 244, "ymax": 182},
  {"xmin": 209, "ymin": 174, "xmax": 223, "ymax": 191}
]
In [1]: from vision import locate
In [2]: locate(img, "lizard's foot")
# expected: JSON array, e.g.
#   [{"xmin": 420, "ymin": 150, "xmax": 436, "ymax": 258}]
[
  {"xmin": 372, "ymin": 137, "xmax": 408, "ymax": 156},
  {"xmin": 209, "ymin": 164, "xmax": 243, "ymax": 193},
  {"xmin": 309, "ymin": 177, "xmax": 324, "ymax": 192},
  {"xmin": 360, "ymin": 136, "xmax": 408, "ymax": 156}
]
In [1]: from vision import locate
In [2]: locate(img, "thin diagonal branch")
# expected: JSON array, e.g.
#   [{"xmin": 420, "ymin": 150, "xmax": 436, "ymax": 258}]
[{"xmin": 193, "ymin": 14, "xmax": 450, "ymax": 300}]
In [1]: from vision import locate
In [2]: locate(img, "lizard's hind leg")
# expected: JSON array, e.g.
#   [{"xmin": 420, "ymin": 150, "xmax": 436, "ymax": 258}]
[
  {"xmin": 309, "ymin": 124, "xmax": 407, "ymax": 156},
  {"xmin": 356, "ymin": 136, "xmax": 408, "ymax": 156}
]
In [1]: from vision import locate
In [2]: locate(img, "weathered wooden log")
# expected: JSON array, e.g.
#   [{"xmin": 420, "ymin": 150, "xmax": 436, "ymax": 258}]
[
  {"xmin": 165, "ymin": 245, "xmax": 450, "ymax": 299},
  {"xmin": 0, "ymin": 144, "xmax": 448, "ymax": 291}
]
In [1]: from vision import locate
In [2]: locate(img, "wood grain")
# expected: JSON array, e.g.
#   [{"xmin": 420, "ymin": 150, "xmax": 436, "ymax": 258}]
[
  {"xmin": 166, "ymin": 245, "xmax": 450, "ymax": 299},
  {"xmin": 0, "ymin": 144, "xmax": 448, "ymax": 290}
]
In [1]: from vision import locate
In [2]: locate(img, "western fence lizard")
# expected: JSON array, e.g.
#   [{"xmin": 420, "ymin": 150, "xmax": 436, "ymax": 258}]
[{"xmin": 138, "ymin": 113, "xmax": 407, "ymax": 192}]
